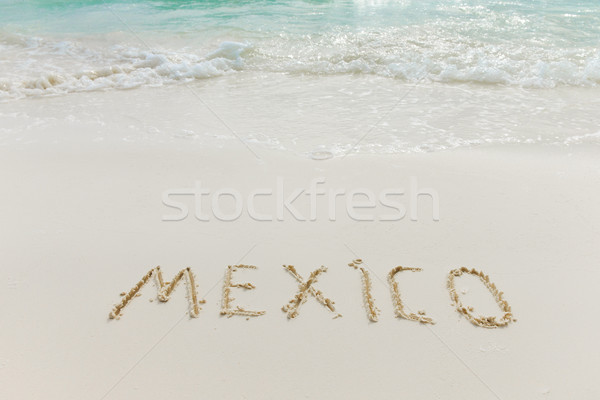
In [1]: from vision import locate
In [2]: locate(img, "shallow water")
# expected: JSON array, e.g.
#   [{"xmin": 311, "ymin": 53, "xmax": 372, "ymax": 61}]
[
  {"xmin": 2, "ymin": 0, "xmax": 600, "ymax": 94},
  {"xmin": 1, "ymin": 0, "xmax": 599, "ymax": 154}
]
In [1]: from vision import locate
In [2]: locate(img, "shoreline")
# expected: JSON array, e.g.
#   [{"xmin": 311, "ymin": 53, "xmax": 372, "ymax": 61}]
[
  {"xmin": 3, "ymin": 1, "xmax": 600, "ymax": 398},
  {"xmin": 2, "ymin": 52, "xmax": 599, "ymax": 399},
  {"xmin": 2, "ymin": 74, "xmax": 600, "ymax": 156}
]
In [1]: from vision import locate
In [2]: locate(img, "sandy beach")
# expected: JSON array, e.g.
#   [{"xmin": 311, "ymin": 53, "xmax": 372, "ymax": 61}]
[
  {"xmin": 1, "ymin": 85, "xmax": 599, "ymax": 398},
  {"xmin": 2, "ymin": 0, "xmax": 600, "ymax": 398}
]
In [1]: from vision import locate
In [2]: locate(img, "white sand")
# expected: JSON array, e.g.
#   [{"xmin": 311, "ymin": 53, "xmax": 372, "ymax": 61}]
[{"xmin": 1, "ymin": 85, "xmax": 599, "ymax": 399}]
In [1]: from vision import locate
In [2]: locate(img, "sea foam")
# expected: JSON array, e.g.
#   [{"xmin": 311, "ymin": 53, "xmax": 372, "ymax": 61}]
[
  {"xmin": 0, "ymin": 37, "xmax": 252, "ymax": 99},
  {"xmin": 1, "ymin": 26, "xmax": 599, "ymax": 100}
]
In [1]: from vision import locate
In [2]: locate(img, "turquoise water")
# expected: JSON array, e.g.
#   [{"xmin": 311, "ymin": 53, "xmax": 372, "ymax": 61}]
[
  {"xmin": 1, "ymin": 0, "xmax": 599, "ymax": 98},
  {"xmin": 1, "ymin": 1, "xmax": 599, "ymax": 153},
  {"xmin": 2, "ymin": 0, "xmax": 600, "ymax": 42}
]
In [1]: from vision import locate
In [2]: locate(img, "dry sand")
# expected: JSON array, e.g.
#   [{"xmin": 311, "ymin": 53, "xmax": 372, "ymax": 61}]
[{"xmin": 1, "ymin": 86, "xmax": 599, "ymax": 399}]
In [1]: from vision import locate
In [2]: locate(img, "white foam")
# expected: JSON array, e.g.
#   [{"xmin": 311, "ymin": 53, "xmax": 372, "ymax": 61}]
[
  {"xmin": 1, "ymin": 29, "xmax": 599, "ymax": 100},
  {"xmin": 0, "ymin": 38, "xmax": 251, "ymax": 99}
]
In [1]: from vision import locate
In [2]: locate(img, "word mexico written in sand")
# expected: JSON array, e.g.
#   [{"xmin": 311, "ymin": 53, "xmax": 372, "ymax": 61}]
[{"xmin": 109, "ymin": 261, "xmax": 515, "ymax": 329}]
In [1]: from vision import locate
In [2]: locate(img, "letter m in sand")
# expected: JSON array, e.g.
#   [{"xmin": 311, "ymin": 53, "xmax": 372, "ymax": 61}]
[{"xmin": 109, "ymin": 266, "xmax": 204, "ymax": 319}]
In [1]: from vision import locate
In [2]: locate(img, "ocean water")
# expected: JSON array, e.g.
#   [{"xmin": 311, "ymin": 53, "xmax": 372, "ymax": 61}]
[{"xmin": 1, "ymin": 0, "xmax": 599, "ymax": 153}]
